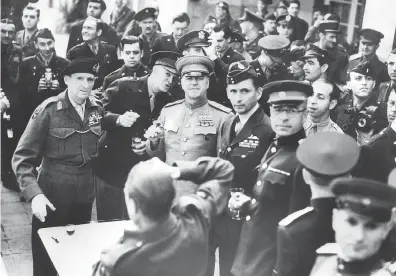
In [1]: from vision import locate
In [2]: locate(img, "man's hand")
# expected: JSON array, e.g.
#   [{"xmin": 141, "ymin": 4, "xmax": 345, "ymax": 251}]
[
  {"xmin": 0, "ymin": 90, "xmax": 10, "ymax": 112},
  {"xmin": 91, "ymin": 87, "xmax": 103, "ymax": 100},
  {"xmin": 117, "ymin": 111, "xmax": 140, "ymax": 127},
  {"xmin": 38, "ymin": 78, "xmax": 48, "ymax": 92},
  {"xmin": 132, "ymin": 140, "xmax": 147, "ymax": 156},
  {"xmin": 144, "ymin": 122, "xmax": 164, "ymax": 148},
  {"xmin": 148, "ymin": 157, "xmax": 181, "ymax": 178},
  {"xmin": 50, "ymin": 79, "xmax": 60, "ymax": 90},
  {"xmin": 31, "ymin": 194, "xmax": 56, "ymax": 222},
  {"xmin": 205, "ymin": 43, "xmax": 218, "ymax": 61}
]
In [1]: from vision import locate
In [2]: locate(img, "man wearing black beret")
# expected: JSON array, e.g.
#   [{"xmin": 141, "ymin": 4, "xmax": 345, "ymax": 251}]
[
  {"xmin": 349, "ymin": 28, "xmax": 389, "ymax": 86},
  {"xmin": 66, "ymin": 0, "xmax": 118, "ymax": 54},
  {"xmin": 229, "ymin": 80, "xmax": 313, "ymax": 275},
  {"xmin": 12, "ymin": 58, "xmax": 106, "ymax": 276}
]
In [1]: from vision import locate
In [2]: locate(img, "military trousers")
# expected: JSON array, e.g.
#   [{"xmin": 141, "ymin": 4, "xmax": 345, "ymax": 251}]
[
  {"xmin": 95, "ymin": 176, "xmax": 128, "ymax": 222},
  {"xmin": 206, "ymin": 213, "xmax": 243, "ymax": 276},
  {"xmin": 32, "ymin": 162, "xmax": 95, "ymax": 275}
]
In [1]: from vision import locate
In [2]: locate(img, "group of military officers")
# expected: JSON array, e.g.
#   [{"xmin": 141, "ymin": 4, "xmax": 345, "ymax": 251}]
[{"xmin": 1, "ymin": 0, "xmax": 396, "ymax": 276}]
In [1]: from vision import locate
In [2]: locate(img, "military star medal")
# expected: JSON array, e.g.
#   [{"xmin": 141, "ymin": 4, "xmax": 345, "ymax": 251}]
[{"xmin": 88, "ymin": 111, "xmax": 102, "ymax": 126}]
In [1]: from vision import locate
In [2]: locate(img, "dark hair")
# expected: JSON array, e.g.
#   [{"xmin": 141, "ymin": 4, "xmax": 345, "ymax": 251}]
[
  {"xmin": 1, "ymin": 18, "xmax": 15, "ymax": 25},
  {"xmin": 34, "ymin": 28, "xmax": 55, "ymax": 42},
  {"xmin": 288, "ymin": 0, "xmax": 301, "ymax": 8},
  {"xmin": 88, "ymin": 0, "xmax": 106, "ymax": 11},
  {"xmin": 120, "ymin": 35, "xmax": 143, "ymax": 50},
  {"xmin": 213, "ymin": 24, "xmax": 232, "ymax": 39},
  {"xmin": 172, "ymin": 12, "xmax": 190, "ymax": 25},
  {"xmin": 23, "ymin": 4, "xmax": 40, "ymax": 19},
  {"xmin": 329, "ymin": 81, "xmax": 340, "ymax": 101}
]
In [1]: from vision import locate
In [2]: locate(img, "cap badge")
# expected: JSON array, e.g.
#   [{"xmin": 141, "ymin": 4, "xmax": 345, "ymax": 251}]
[
  {"xmin": 278, "ymin": 91, "xmax": 287, "ymax": 99},
  {"xmin": 93, "ymin": 63, "xmax": 100, "ymax": 73},
  {"xmin": 146, "ymin": 9, "xmax": 149, "ymax": 13},
  {"xmin": 286, "ymin": 15, "xmax": 291, "ymax": 22},
  {"xmin": 198, "ymin": 31, "xmax": 206, "ymax": 40},
  {"xmin": 362, "ymin": 198, "xmax": 371, "ymax": 206},
  {"xmin": 218, "ymin": 2, "xmax": 224, "ymax": 7},
  {"xmin": 237, "ymin": 62, "xmax": 245, "ymax": 70}
]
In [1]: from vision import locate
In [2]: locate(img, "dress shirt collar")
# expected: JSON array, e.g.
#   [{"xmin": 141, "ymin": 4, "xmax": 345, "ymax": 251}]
[{"xmin": 237, "ymin": 103, "xmax": 260, "ymax": 127}]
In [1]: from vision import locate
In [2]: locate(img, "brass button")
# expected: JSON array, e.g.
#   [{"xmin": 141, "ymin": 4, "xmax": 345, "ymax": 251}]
[
  {"xmin": 181, "ymin": 152, "xmax": 186, "ymax": 156},
  {"xmin": 136, "ymin": 241, "xmax": 143, "ymax": 247},
  {"xmin": 189, "ymin": 111, "xmax": 193, "ymax": 115},
  {"xmin": 227, "ymin": 147, "xmax": 232, "ymax": 152},
  {"xmin": 186, "ymin": 124, "xmax": 190, "ymax": 128},
  {"xmin": 241, "ymin": 155, "xmax": 246, "ymax": 158},
  {"xmin": 183, "ymin": 138, "xmax": 187, "ymax": 142},
  {"xmin": 262, "ymin": 163, "xmax": 268, "ymax": 169},
  {"xmin": 271, "ymin": 147, "xmax": 277, "ymax": 153},
  {"xmin": 256, "ymin": 181, "xmax": 262, "ymax": 187}
]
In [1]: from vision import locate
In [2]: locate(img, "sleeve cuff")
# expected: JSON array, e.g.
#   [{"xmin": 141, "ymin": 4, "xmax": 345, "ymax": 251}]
[{"xmin": 23, "ymin": 183, "xmax": 43, "ymax": 202}]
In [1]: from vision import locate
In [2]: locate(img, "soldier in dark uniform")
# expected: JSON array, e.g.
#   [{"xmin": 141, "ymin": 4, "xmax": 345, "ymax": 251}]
[
  {"xmin": 263, "ymin": 13, "xmax": 277, "ymax": 36},
  {"xmin": 15, "ymin": 4, "xmax": 39, "ymax": 59},
  {"xmin": 66, "ymin": 0, "xmax": 118, "ymax": 54},
  {"xmin": 229, "ymin": 80, "xmax": 313, "ymax": 275},
  {"xmin": 364, "ymin": 88, "xmax": 396, "ymax": 175},
  {"xmin": 287, "ymin": 0, "xmax": 309, "ymax": 41},
  {"xmin": 211, "ymin": 61, "xmax": 272, "ymax": 275},
  {"xmin": 92, "ymin": 156, "xmax": 234, "ymax": 275},
  {"xmin": 109, "ymin": 0, "xmax": 135, "ymax": 40},
  {"xmin": 1, "ymin": 18, "xmax": 23, "ymax": 192},
  {"xmin": 276, "ymin": 14, "xmax": 298, "ymax": 43},
  {"xmin": 273, "ymin": 132, "xmax": 360, "ymax": 276},
  {"xmin": 212, "ymin": 24, "xmax": 245, "ymax": 64},
  {"xmin": 1, "ymin": 0, "xmax": 39, "ymax": 31},
  {"xmin": 12, "ymin": 58, "xmax": 106, "ymax": 276},
  {"xmin": 239, "ymin": 8, "xmax": 264, "ymax": 60},
  {"xmin": 102, "ymin": 36, "xmax": 150, "ymax": 91},
  {"xmin": 334, "ymin": 61, "xmax": 388, "ymax": 144},
  {"xmin": 67, "ymin": 17, "xmax": 119, "ymax": 89},
  {"xmin": 152, "ymin": 12, "xmax": 190, "ymax": 53},
  {"xmin": 17, "ymin": 28, "xmax": 69, "ymax": 128},
  {"xmin": 206, "ymin": 1, "xmax": 241, "ymax": 33},
  {"xmin": 377, "ymin": 48, "xmax": 396, "ymax": 108},
  {"xmin": 94, "ymin": 51, "xmax": 181, "ymax": 221},
  {"xmin": 133, "ymin": 7, "xmax": 166, "ymax": 67},
  {"xmin": 315, "ymin": 20, "xmax": 349, "ymax": 86},
  {"xmin": 310, "ymin": 178, "xmax": 396, "ymax": 276},
  {"xmin": 229, "ymin": 31, "xmax": 252, "ymax": 62},
  {"xmin": 249, "ymin": 35, "xmax": 290, "ymax": 113},
  {"xmin": 348, "ymin": 29, "xmax": 389, "ymax": 86}
]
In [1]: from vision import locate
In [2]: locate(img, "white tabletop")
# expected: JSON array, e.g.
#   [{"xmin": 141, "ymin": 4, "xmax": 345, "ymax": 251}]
[{"xmin": 38, "ymin": 220, "xmax": 134, "ymax": 276}]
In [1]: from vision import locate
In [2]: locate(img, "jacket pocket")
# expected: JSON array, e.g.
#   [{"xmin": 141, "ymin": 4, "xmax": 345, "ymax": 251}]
[{"xmin": 47, "ymin": 128, "xmax": 76, "ymax": 156}]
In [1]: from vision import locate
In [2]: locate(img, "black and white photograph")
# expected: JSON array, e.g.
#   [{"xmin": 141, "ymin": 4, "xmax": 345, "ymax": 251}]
[{"xmin": 1, "ymin": 0, "xmax": 396, "ymax": 275}]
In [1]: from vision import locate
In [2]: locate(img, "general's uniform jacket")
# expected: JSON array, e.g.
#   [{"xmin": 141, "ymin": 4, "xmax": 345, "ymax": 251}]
[
  {"xmin": 15, "ymin": 29, "xmax": 39, "ymax": 59},
  {"xmin": 218, "ymin": 107, "xmax": 272, "ymax": 195},
  {"xmin": 152, "ymin": 34, "xmax": 178, "ymax": 53},
  {"xmin": 17, "ymin": 53, "xmax": 70, "ymax": 126},
  {"xmin": 348, "ymin": 53, "xmax": 389, "ymax": 86},
  {"xmin": 102, "ymin": 64, "xmax": 151, "ymax": 91},
  {"xmin": 67, "ymin": 41, "xmax": 120, "ymax": 89},
  {"xmin": 139, "ymin": 31, "xmax": 166, "ymax": 66},
  {"xmin": 12, "ymin": 90, "xmax": 106, "ymax": 203},
  {"xmin": 273, "ymin": 198, "xmax": 336, "ymax": 276},
  {"xmin": 310, "ymin": 243, "xmax": 396, "ymax": 276},
  {"xmin": 146, "ymin": 99, "xmax": 232, "ymax": 197},
  {"xmin": 92, "ymin": 157, "xmax": 234, "ymax": 276},
  {"xmin": 95, "ymin": 76, "xmax": 175, "ymax": 189},
  {"xmin": 231, "ymin": 129, "xmax": 309, "ymax": 276},
  {"xmin": 245, "ymin": 34, "xmax": 264, "ymax": 61},
  {"xmin": 66, "ymin": 20, "xmax": 119, "ymax": 54},
  {"xmin": 109, "ymin": 6, "xmax": 136, "ymax": 40}
]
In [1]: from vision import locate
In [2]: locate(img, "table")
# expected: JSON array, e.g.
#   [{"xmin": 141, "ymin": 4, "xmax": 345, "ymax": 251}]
[{"xmin": 38, "ymin": 220, "xmax": 135, "ymax": 276}]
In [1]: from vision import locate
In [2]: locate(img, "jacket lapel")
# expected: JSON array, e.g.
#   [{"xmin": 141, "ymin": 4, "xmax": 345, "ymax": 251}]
[{"xmin": 230, "ymin": 108, "xmax": 264, "ymax": 147}]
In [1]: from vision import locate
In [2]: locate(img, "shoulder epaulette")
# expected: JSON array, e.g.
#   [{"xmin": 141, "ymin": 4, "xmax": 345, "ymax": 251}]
[
  {"xmin": 208, "ymin": 100, "xmax": 232, "ymax": 113},
  {"xmin": 31, "ymin": 96, "xmax": 59, "ymax": 119},
  {"xmin": 163, "ymin": 99, "xmax": 184, "ymax": 108},
  {"xmin": 279, "ymin": 206, "xmax": 314, "ymax": 227},
  {"xmin": 316, "ymin": 243, "xmax": 339, "ymax": 255},
  {"xmin": 337, "ymin": 44, "xmax": 348, "ymax": 54}
]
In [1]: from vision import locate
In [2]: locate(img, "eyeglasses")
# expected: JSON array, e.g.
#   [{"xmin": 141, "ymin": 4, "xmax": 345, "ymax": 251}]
[{"xmin": 270, "ymin": 105, "xmax": 306, "ymax": 115}]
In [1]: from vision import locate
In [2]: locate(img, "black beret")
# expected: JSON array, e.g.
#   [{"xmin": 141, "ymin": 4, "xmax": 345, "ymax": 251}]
[
  {"xmin": 149, "ymin": 51, "xmax": 181, "ymax": 74},
  {"xmin": 229, "ymin": 31, "xmax": 247, "ymax": 43},
  {"xmin": 217, "ymin": 1, "xmax": 229, "ymax": 10},
  {"xmin": 89, "ymin": 0, "xmax": 106, "ymax": 11},
  {"xmin": 227, "ymin": 61, "xmax": 257, "ymax": 85},
  {"xmin": 276, "ymin": 14, "xmax": 296, "ymax": 26},
  {"xmin": 331, "ymin": 177, "xmax": 396, "ymax": 222},
  {"xmin": 263, "ymin": 80, "xmax": 313, "ymax": 103},
  {"xmin": 264, "ymin": 13, "xmax": 277, "ymax": 21},
  {"xmin": 238, "ymin": 8, "xmax": 264, "ymax": 24},
  {"xmin": 177, "ymin": 30, "xmax": 211, "ymax": 51},
  {"xmin": 359, "ymin": 28, "xmax": 384, "ymax": 44},
  {"xmin": 297, "ymin": 132, "xmax": 360, "ymax": 176},
  {"xmin": 134, "ymin": 7, "xmax": 156, "ymax": 22},
  {"xmin": 301, "ymin": 43, "xmax": 334, "ymax": 63},
  {"xmin": 349, "ymin": 61, "xmax": 376, "ymax": 79},
  {"xmin": 318, "ymin": 20, "xmax": 341, "ymax": 33},
  {"xmin": 61, "ymin": 58, "xmax": 100, "ymax": 77}
]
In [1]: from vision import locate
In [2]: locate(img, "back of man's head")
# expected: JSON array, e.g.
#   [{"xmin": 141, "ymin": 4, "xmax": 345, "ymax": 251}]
[{"xmin": 125, "ymin": 159, "xmax": 175, "ymax": 222}]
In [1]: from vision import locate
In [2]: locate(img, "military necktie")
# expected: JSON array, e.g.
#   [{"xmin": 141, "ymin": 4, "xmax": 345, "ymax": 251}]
[
  {"xmin": 311, "ymin": 124, "xmax": 318, "ymax": 135},
  {"xmin": 235, "ymin": 116, "xmax": 242, "ymax": 134}
]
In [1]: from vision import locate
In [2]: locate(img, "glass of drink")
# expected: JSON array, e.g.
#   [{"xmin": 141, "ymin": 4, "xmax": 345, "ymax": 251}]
[
  {"xmin": 131, "ymin": 137, "xmax": 142, "ymax": 149},
  {"xmin": 229, "ymin": 188, "xmax": 245, "ymax": 220},
  {"xmin": 66, "ymin": 224, "xmax": 75, "ymax": 236}
]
